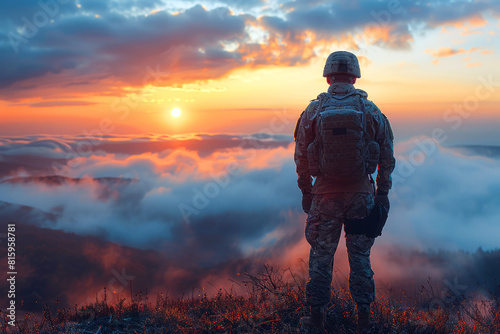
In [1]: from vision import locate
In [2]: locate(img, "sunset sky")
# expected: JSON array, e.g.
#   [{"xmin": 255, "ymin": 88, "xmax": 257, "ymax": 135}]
[
  {"xmin": 1, "ymin": 0, "xmax": 499, "ymax": 140},
  {"xmin": 1, "ymin": 0, "xmax": 500, "ymax": 310}
]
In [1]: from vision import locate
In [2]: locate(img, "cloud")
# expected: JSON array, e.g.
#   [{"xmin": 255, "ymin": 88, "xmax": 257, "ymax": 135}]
[
  {"xmin": 426, "ymin": 47, "xmax": 466, "ymax": 57},
  {"xmin": 1, "ymin": 133, "xmax": 500, "ymax": 254},
  {"xmin": 25, "ymin": 100, "xmax": 98, "ymax": 107},
  {"xmin": 1, "ymin": 0, "xmax": 499, "ymax": 100},
  {"xmin": 0, "ymin": 133, "xmax": 292, "ymax": 178},
  {"xmin": 2, "ymin": 218, "xmax": 499, "ymax": 312},
  {"xmin": 1, "ymin": 5, "xmax": 248, "ymax": 97},
  {"xmin": 441, "ymin": 14, "xmax": 490, "ymax": 36},
  {"xmin": 481, "ymin": 49, "xmax": 494, "ymax": 54},
  {"xmin": 1, "ymin": 133, "xmax": 500, "ymax": 311},
  {"xmin": 0, "ymin": 134, "xmax": 298, "ymax": 250},
  {"xmin": 388, "ymin": 136, "xmax": 500, "ymax": 251},
  {"xmin": 425, "ymin": 47, "xmax": 490, "ymax": 58},
  {"xmin": 425, "ymin": 47, "xmax": 492, "ymax": 67},
  {"xmin": 0, "ymin": 134, "xmax": 500, "ymax": 253}
]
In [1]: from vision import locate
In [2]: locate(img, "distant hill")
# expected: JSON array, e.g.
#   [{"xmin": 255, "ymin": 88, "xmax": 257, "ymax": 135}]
[
  {"xmin": 0, "ymin": 175, "xmax": 137, "ymax": 185},
  {"xmin": 452, "ymin": 145, "xmax": 500, "ymax": 158}
]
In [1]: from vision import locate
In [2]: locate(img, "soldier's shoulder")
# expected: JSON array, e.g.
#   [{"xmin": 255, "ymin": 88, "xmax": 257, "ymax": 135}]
[
  {"xmin": 305, "ymin": 98, "xmax": 320, "ymax": 111},
  {"xmin": 356, "ymin": 90, "xmax": 380, "ymax": 114},
  {"xmin": 355, "ymin": 88, "xmax": 368, "ymax": 98}
]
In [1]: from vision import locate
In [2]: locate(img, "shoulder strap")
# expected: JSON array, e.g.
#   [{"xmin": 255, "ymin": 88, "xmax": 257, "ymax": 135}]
[
  {"xmin": 315, "ymin": 94, "xmax": 326, "ymax": 115},
  {"xmin": 359, "ymin": 94, "xmax": 372, "ymax": 144},
  {"xmin": 359, "ymin": 95, "xmax": 366, "ymax": 133},
  {"xmin": 311, "ymin": 93, "xmax": 328, "ymax": 136}
]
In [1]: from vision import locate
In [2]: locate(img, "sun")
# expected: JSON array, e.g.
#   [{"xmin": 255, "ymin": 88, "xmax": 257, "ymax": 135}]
[{"xmin": 171, "ymin": 108, "xmax": 181, "ymax": 118}]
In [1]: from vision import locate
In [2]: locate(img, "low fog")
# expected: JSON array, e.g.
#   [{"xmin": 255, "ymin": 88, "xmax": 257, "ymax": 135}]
[{"xmin": 1, "ymin": 133, "xmax": 499, "ymax": 310}]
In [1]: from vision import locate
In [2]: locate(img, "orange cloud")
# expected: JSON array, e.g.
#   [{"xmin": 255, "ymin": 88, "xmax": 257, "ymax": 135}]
[
  {"xmin": 362, "ymin": 25, "xmax": 414, "ymax": 49},
  {"xmin": 426, "ymin": 47, "xmax": 490, "ymax": 58},
  {"xmin": 443, "ymin": 15, "xmax": 488, "ymax": 29},
  {"xmin": 468, "ymin": 15, "xmax": 489, "ymax": 27},
  {"xmin": 461, "ymin": 26, "xmax": 483, "ymax": 36},
  {"xmin": 466, "ymin": 62, "xmax": 482, "ymax": 67},
  {"xmin": 427, "ymin": 48, "xmax": 466, "ymax": 57},
  {"xmin": 434, "ymin": 15, "xmax": 489, "ymax": 37},
  {"xmin": 357, "ymin": 56, "xmax": 372, "ymax": 67}
]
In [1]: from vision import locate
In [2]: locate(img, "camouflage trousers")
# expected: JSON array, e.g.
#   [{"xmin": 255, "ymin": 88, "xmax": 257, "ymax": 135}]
[{"xmin": 305, "ymin": 192, "xmax": 375, "ymax": 313}]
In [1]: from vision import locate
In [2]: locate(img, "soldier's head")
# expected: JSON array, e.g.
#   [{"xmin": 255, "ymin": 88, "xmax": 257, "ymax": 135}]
[{"xmin": 323, "ymin": 51, "xmax": 360, "ymax": 85}]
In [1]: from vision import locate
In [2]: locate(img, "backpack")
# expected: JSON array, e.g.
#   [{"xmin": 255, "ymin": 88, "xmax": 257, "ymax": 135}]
[{"xmin": 307, "ymin": 92, "xmax": 379, "ymax": 184}]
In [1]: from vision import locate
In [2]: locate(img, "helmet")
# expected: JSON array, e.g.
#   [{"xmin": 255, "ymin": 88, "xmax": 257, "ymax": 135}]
[{"xmin": 323, "ymin": 51, "xmax": 361, "ymax": 78}]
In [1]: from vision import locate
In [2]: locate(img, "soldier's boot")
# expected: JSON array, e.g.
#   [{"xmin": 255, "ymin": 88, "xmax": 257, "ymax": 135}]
[
  {"xmin": 300, "ymin": 307, "xmax": 325, "ymax": 333},
  {"xmin": 356, "ymin": 310, "xmax": 371, "ymax": 334}
]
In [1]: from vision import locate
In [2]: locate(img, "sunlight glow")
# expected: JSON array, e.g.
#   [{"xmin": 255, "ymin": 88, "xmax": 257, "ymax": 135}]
[{"xmin": 171, "ymin": 108, "xmax": 181, "ymax": 118}]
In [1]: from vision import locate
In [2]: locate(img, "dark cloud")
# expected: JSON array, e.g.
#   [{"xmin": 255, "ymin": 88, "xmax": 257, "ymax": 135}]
[
  {"xmin": 27, "ymin": 100, "xmax": 98, "ymax": 107},
  {"xmin": 0, "ymin": 0, "xmax": 78, "ymax": 23},
  {"xmin": 1, "ymin": 4, "xmax": 248, "ymax": 96},
  {"xmin": 277, "ymin": 0, "xmax": 499, "ymax": 49},
  {"xmin": 77, "ymin": 0, "xmax": 111, "ymax": 14},
  {"xmin": 215, "ymin": 0, "xmax": 265, "ymax": 10},
  {"xmin": 282, "ymin": 0, "xmax": 499, "ymax": 29}
]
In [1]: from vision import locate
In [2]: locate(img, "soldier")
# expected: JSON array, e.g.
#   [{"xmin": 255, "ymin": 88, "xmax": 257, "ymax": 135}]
[{"xmin": 294, "ymin": 51, "xmax": 395, "ymax": 333}]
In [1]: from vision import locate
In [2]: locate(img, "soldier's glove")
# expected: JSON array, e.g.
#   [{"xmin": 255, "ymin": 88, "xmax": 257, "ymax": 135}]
[
  {"xmin": 302, "ymin": 192, "xmax": 313, "ymax": 214},
  {"xmin": 375, "ymin": 191, "xmax": 390, "ymax": 213}
]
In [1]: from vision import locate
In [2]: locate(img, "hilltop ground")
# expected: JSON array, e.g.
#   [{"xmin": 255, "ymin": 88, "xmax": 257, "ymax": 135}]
[{"xmin": 2, "ymin": 264, "xmax": 499, "ymax": 333}]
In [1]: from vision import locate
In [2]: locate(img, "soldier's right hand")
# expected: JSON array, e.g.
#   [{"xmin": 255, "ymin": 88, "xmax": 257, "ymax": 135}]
[
  {"xmin": 302, "ymin": 193, "xmax": 313, "ymax": 214},
  {"xmin": 375, "ymin": 194, "xmax": 390, "ymax": 213}
]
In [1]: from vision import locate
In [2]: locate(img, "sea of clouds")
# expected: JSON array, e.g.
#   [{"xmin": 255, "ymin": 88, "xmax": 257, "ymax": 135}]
[{"xmin": 1, "ymin": 133, "xmax": 499, "ymax": 309}]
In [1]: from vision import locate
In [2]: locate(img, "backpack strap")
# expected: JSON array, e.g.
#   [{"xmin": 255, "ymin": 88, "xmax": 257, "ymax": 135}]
[
  {"xmin": 315, "ymin": 92, "xmax": 330, "ymax": 114},
  {"xmin": 312, "ymin": 93, "xmax": 328, "ymax": 137},
  {"xmin": 359, "ymin": 94, "xmax": 366, "ymax": 133},
  {"xmin": 359, "ymin": 94, "xmax": 374, "ymax": 148}
]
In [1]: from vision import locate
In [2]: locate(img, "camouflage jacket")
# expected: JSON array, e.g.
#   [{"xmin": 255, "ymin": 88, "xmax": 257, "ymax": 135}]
[{"xmin": 294, "ymin": 82, "xmax": 395, "ymax": 195}]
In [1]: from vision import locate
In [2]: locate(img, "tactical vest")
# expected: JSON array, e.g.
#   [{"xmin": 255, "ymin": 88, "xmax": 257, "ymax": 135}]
[{"xmin": 307, "ymin": 92, "xmax": 379, "ymax": 184}]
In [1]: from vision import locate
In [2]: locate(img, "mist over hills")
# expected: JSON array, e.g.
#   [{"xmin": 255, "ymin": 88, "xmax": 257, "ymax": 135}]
[
  {"xmin": 1, "ymin": 221, "xmax": 498, "ymax": 312},
  {"xmin": 1, "ymin": 133, "xmax": 499, "ymax": 311}
]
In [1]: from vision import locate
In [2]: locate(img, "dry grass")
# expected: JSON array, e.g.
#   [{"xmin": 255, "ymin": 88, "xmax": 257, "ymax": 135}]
[{"xmin": 3, "ymin": 263, "xmax": 499, "ymax": 333}]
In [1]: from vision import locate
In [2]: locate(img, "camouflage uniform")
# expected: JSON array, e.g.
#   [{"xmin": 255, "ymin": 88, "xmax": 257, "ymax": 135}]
[{"xmin": 294, "ymin": 81, "xmax": 395, "ymax": 314}]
